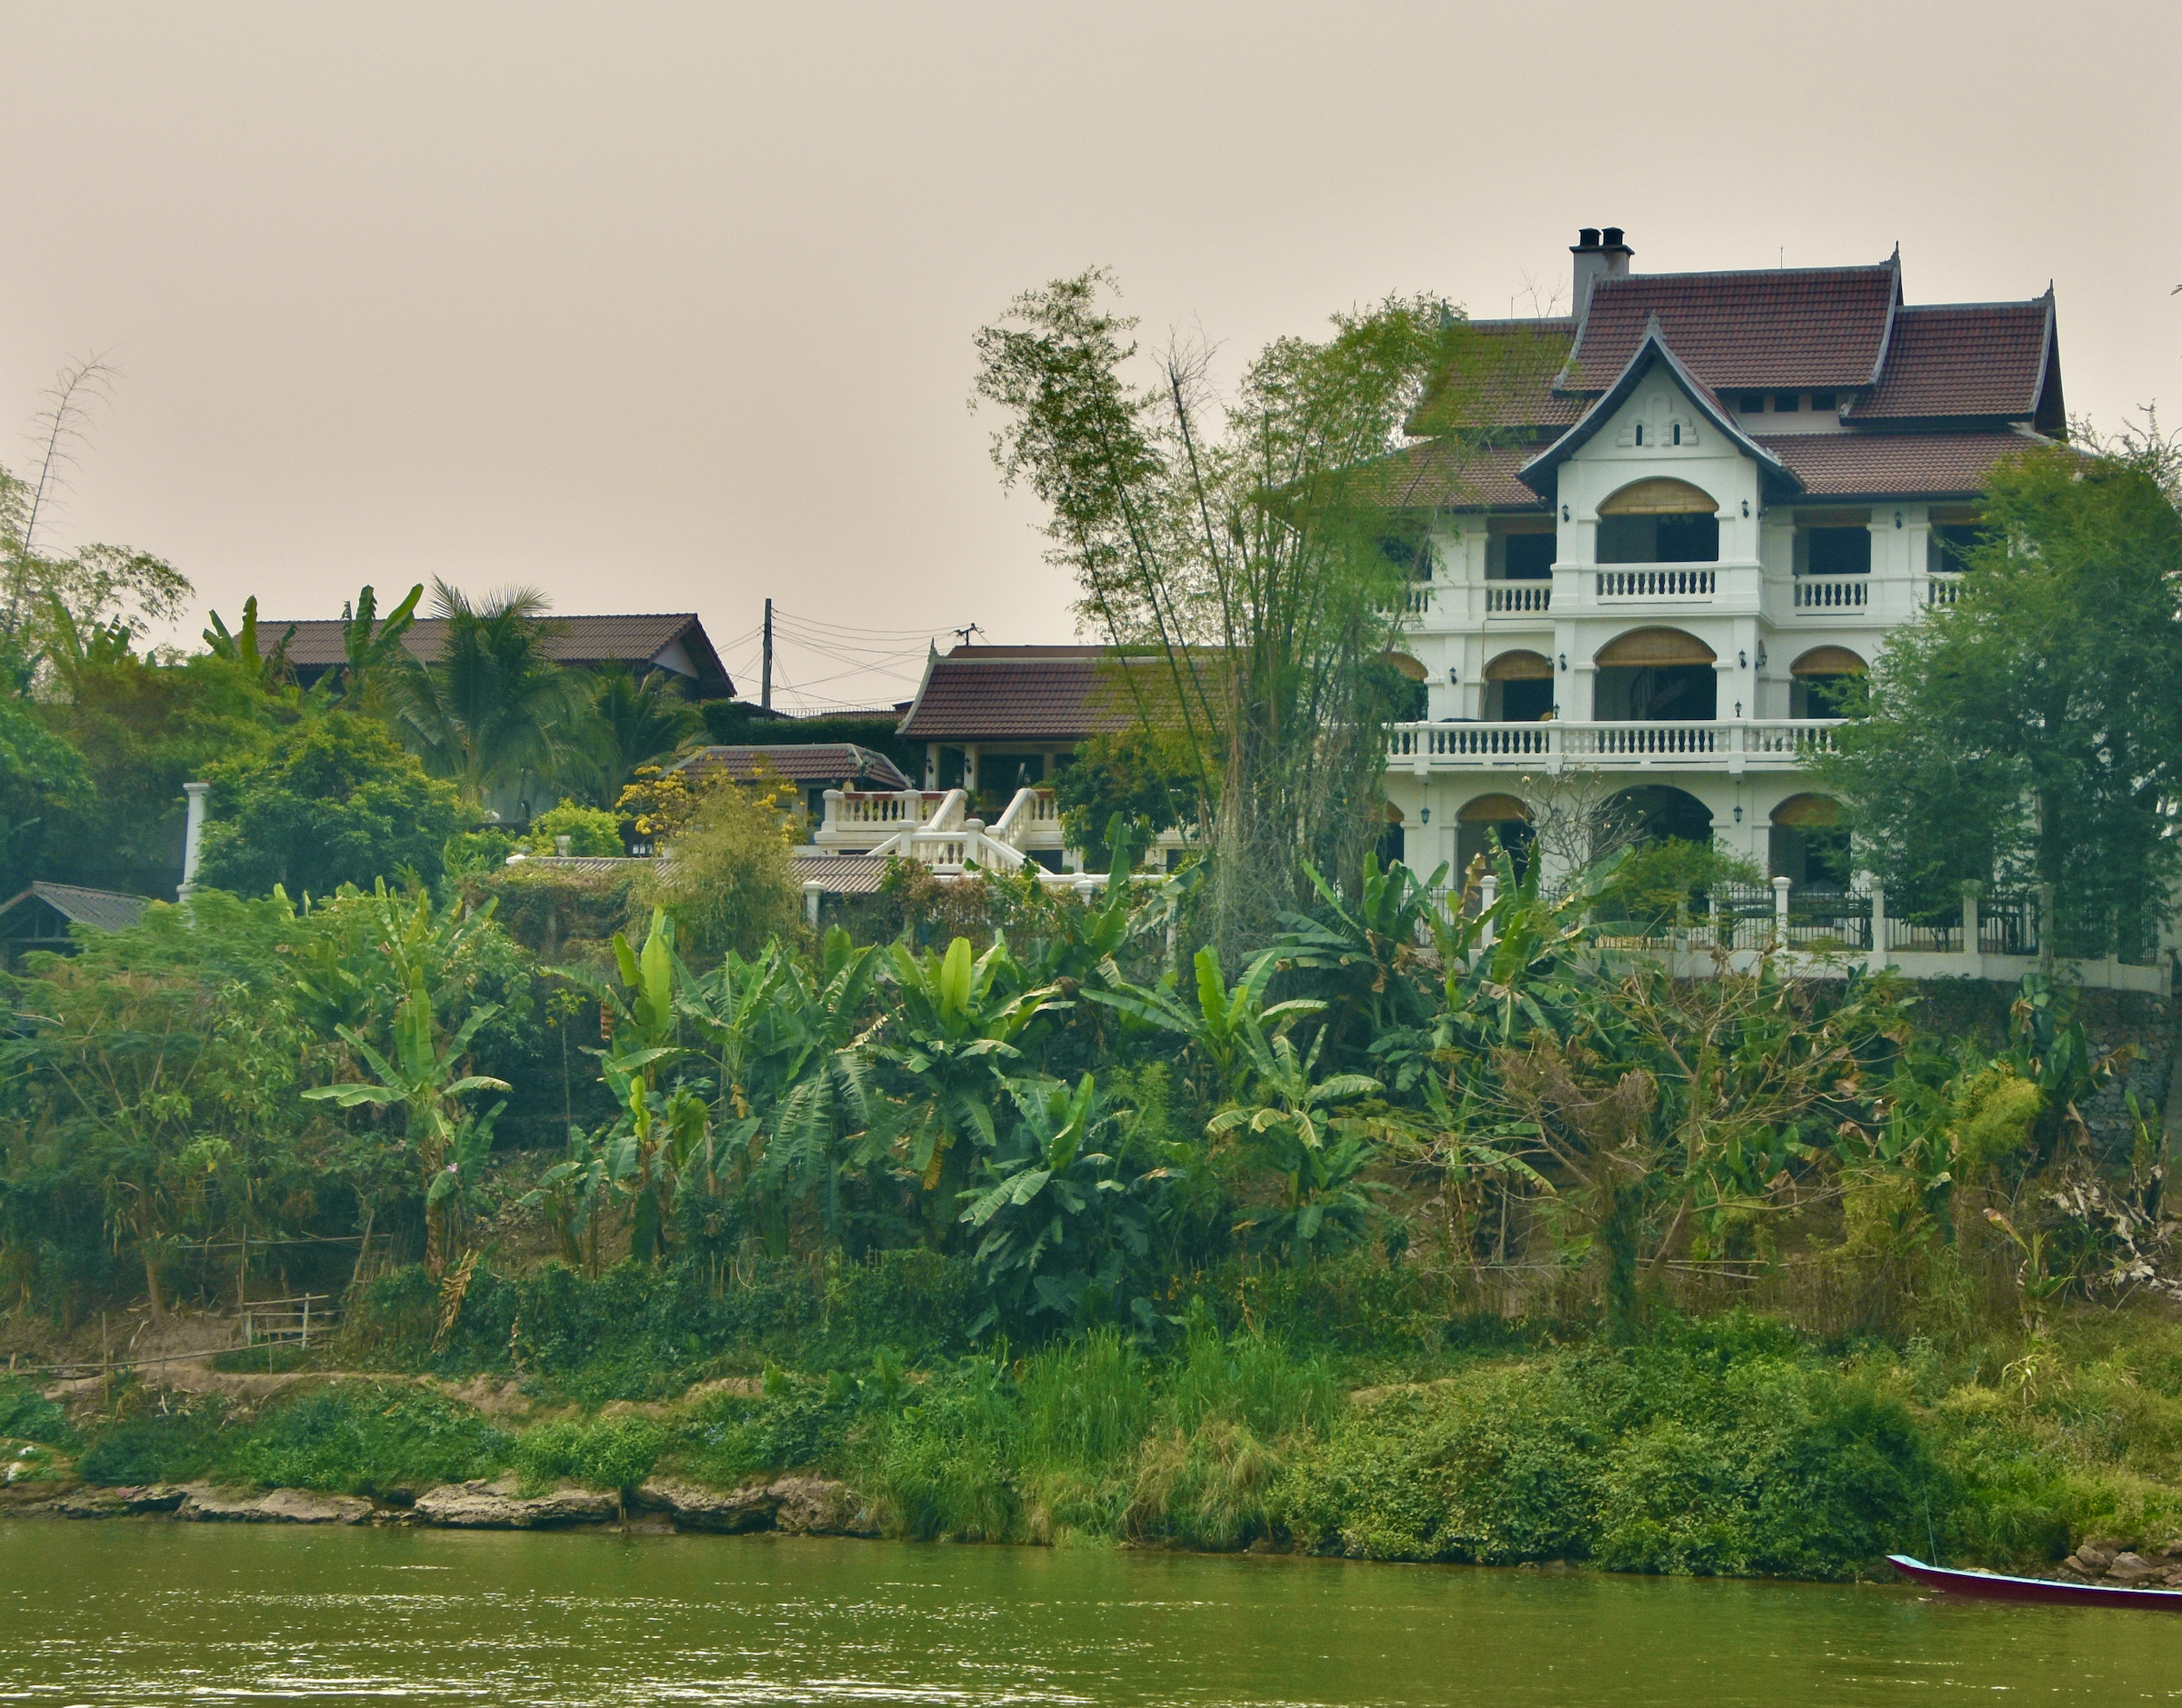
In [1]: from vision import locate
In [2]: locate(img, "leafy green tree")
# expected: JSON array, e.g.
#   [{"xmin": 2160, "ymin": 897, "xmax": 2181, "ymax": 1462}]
[
  {"xmin": 1054, "ymin": 729, "xmax": 1196, "ymax": 870},
  {"xmin": 391, "ymin": 582, "xmax": 587, "ymax": 809},
  {"xmin": 635, "ymin": 767, "xmax": 804, "ymax": 962},
  {"xmin": 0, "ymin": 633, "xmax": 90, "ymax": 894},
  {"xmin": 525, "ymin": 798, "xmax": 624, "ymax": 855},
  {"xmin": 195, "ymin": 714, "xmax": 464, "ymax": 896},
  {"xmin": 976, "ymin": 272, "xmax": 1520, "ymax": 951},
  {"xmin": 1817, "ymin": 429, "xmax": 2182, "ymax": 946},
  {"xmin": 572, "ymin": 660, "xmax": 703, "ymax": 804}
]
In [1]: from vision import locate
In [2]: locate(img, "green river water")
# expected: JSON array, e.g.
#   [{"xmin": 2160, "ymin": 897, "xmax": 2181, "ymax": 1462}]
[{"xmin": 2, "ymin": 1523, "xmax": 2174, "ymax": 1705}]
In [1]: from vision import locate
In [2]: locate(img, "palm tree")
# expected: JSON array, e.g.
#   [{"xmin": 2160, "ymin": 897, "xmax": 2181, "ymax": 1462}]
[
  {"xmin": 392, "ymin": 581, "xmax": 587, "ymax": 811},
  {"xmin": 572, "ymin": 659, "xmax": 705, "ymax": 804}
]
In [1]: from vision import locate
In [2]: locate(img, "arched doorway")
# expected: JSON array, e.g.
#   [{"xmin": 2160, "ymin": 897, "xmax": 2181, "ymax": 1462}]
[
  {"xmin": 1597, "ymin": 477, "xmax": 1720, "ymax": 564},
  {"xmin": 1770, "ymin": 794, "xmax": 1850, "ymax": 889},
  {"xmin": 1607, "ymin": 784, "xmax": 1713, "ymax": 848},
  {"xmin": 1484, "ymin": 650, "xmax": 1554, "ymax": 722},
  {"xmin": 1456, "ymin": 793, "xmax": 1535, "ymax": 879},
  {"xmin": 1790, "ymin": 645, "xmax": 1865, "ymax": 718},
  {"xmin": 1594, "ymin": 628, "xmax": 1717, "ymax": 721}
]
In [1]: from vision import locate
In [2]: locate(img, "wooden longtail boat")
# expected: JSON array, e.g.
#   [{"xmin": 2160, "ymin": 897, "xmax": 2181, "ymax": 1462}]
[{"xmin": 1887, "ymin": 1554, "xmax": 2182, "ymax": 1611}]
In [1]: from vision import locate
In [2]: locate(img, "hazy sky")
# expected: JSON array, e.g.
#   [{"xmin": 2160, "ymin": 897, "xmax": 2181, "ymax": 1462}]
[{"xmin": 4, "ymin": 1, "xmax": 2176, "ymax": 710}]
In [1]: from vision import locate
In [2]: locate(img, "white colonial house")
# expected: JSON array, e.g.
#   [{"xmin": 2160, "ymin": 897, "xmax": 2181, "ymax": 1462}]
[{"xmin": 1376, "ymin": 227, "xmax": 2062, "ymax": 893}]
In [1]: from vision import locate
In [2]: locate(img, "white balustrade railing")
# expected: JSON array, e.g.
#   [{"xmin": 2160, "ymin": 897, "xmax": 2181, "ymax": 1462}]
[
  {"xmin": 820, "ymin": 789, "xmax": 953, "ymax": 833},
  {"xmin": 1595, "ymin": 566, "xmax": 1716, "ymax": 598},
  {"xmin": 1486, "ymin": 584, "xmax": 1551, "ymax": 614},
  {"xmin": 1793, "ymin": 575, "xmax": 1869, "ymax": 609},
  {"xmin": 1386, "ymin": 718, "xmax": 1843, "ymax": 769},
  {"xmin": 1405, "ymin": 582, "xmax": 1433, "ymax": 615},
  {"xmin": 989, "ymin": 786, "xmax": 1061, "ymax": 848},
  {"xmin": 1924, "ymin": 574, "xmax": 1961, "ymax": 607}
]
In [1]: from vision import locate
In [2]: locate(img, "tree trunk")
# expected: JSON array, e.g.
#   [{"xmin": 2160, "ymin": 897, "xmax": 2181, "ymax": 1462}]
[{"xmin": 143, "ymin": 1252, "xmax": 165, "ymax": 1321}]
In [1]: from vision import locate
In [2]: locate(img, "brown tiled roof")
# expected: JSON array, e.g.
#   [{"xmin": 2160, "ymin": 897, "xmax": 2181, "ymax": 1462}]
[
  {"xmin": 1356, "ymin": 441, "xmax": 1551, "ymax": 511},
  {"xmin": 898, "ymin": 646, "xmax": 1206, "ymax": 742},
  {"xmin": 789, "ymin": 853, "xmax": 891, "ymax": 895},
  {"xmin": 676, "ymin": 744, "xmax": 910, "ymax": 789},
  {"xmin": 1565, "ymin": 264, "xmax": 1898, "ymax": 393},
  {"xmin": 1849, "ymin": 301, "xmax": 2051, "ymax": 419},
  {"xmin": 265, "ymin": 613, "xmax": 733, "ymax": 693},
  {"xmin": 1758, "ymin": 430, "xmax": 2042, "ymax": 498},
  {"xmin": 1410, "ymin": 319, "xmax": 1584, "ymax": 434}
]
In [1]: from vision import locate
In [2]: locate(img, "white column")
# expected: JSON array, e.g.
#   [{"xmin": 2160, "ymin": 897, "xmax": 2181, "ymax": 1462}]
[
  {"xmin": 179, "ymin": 781, "xmax": 210, "ymax": 899},
  {"xmin": 803, "ymin": 880, "xmax": 823, "ymax": 927}
]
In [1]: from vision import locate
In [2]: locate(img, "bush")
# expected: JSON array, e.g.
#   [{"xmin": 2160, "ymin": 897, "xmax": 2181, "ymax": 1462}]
[
  {"xmin": 636, "ymin": 773, "xmax": 804, "ymax": 962},
  {"xmin": 213, "ymin": 1385, "xmax": 509, "ymax": 1496},
  {"xmin": 0, "ymin": 1379, "xmax": 76, "ymax": 1447},
  {"xmin": 526, "ymin": 799, "xmax": 624, "ymax": 857},
  {"xmin": 509, "ymin": 1414, "xmax": 665, "ymax": 1494},
  {"xmin": 196, "ymin": 713, "xmax": 463, "ymax": 896}
]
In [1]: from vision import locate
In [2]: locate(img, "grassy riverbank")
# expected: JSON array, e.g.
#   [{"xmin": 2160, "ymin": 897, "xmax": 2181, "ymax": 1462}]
[{"xmin": 8, "ymin": 1262, "xmax": 2176, "ymax": 1581}]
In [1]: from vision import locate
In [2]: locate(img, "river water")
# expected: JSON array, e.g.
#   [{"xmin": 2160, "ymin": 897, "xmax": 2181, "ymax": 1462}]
[{"xmin": 2, "ymin": 1523, "xmax": 2174, "ymax": 1705}]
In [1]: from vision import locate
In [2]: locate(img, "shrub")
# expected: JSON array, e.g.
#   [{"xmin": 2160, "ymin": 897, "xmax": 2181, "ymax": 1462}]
[
  {"xmin": 636, "ymin": 771, "xmax": 803, "ymax": 962},
  {"xmin": 214, "ymin": 1385, "xmax": 510, "ymax": 1496},
  {"xmin": 526, "ymin": 799, "xmax": 624, "ymax": 857},
  {"xmin": 509, "ymin": 1414, "xmax": 666, "ymax": 1494},
  {"xmin": 0, "ymin": 1379, "xmax": 77, "ymax": 1447}
]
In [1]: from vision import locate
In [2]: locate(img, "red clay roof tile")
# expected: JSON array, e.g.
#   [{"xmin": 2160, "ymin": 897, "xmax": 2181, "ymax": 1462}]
[
  {"xmin": 1758, "ymin": 430, "xmax": 2042, "ymax": 497},
  {"xmin": 1565, "ymin": 265, "xmax": 1899, "ymax": 392},
  {"xmin": 1848, "ymin": 302, "xmax": 2050, "ymax": 418}
]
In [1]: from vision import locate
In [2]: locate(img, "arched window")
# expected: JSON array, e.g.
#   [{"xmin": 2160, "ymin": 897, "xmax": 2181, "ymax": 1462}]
[
  {"xmin": 1789, "ymin": 645, "xmax": 1866, "ymax": 717},
  {"xmin": 1484, "ymin": 649, "xmax": 1554, "ymax": 722},
  {"xmin": 1597, "ymin": 479, "xmax": 1719, "ymax": 564},
  {"xmin": 1594, "ymin": 628, "xmax": 1717, "ymax": 722}
]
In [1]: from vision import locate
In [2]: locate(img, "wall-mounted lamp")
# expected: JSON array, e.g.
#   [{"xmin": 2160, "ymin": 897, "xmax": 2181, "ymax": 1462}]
[
  {"xmin": 1556, "ymin": 653, "xmax": 1567, "ymax": 672},
  {"xmin": 1419, "ymin": 807, "xmax": 1431, "ymax": 825},
  {"xmin": 1893, "ymin": 510, "xmax": 1903, "ymax": 529},
  {"xmin": 1733, "ymin": 804, "xmax": 1744, "ymax": 824},
  {"xmin": 1740, "ymin": 499, "xmax": 1751, "ymax": 518},
  {"xmin": 1560, "ymin": 504, "xmax": 1571, "ymax": 522},
  {"xmin": 1756, "ymin": 642, "xmax": 1767, "ymax": 669},
  {"xmin": 1737, "ymin": 649, "xmax": 1747, "ymax": 669},
  {"xmin": 1446, "ymin": 666, "xmax": 1459, "ymax": 686},
  {"xmin": 1734, "ymin": 700, "xmax": 1743, "ymax": 719}
]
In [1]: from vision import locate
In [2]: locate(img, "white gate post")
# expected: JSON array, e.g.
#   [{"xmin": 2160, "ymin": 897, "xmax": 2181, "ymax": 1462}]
[
  {"xmin": 1771, "ymin": 875, "xmax": 1791, "ymax": 951},
  {"xmin": 1867, "ymin": 883, "xmax": 1888, "ymax": 974}
]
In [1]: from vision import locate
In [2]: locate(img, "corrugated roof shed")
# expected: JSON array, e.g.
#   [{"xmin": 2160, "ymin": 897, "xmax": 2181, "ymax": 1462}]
[{"xmin": 676, "ymin": 744, "xmax": 911, "ymax": 789}]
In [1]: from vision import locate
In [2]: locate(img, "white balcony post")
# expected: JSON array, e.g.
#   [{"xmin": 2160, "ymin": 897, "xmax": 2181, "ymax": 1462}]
[
  {"xmin": 821, "ymin": 789, "xmax": 843, "ymax": 834},
  {"xmin": 803, "ymin": 880, "xmax": 823, "ymax": 928},
  {"xmin": 179, "ymin": 781, "xmax": 211, "ymax": 899},
  {"xmin": 1771, "ymin": 875, "xmax": 1791, "ymax": 950},
  {"xmin": 1959, "ymin": 881, "xmax": 1982, "ymax": 960},
  {"xmin": 1867, "ymin": 883, "xmax": 1888, "ymax": 974},
  {"xmin": 1478, "ymin": 873, "xmax": 1497, "ymax": 948}
]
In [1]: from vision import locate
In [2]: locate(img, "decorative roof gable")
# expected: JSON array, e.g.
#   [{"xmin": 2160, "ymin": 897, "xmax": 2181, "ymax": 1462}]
[{"xmin": 1519, "ymin": 321, "xmax": 1800, "ymax": 498}]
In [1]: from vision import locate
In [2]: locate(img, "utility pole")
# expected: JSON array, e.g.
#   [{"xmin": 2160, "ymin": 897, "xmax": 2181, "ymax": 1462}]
[{"xmin": 761, "ymin": 598, "xmax": 773, "ymax": 712}]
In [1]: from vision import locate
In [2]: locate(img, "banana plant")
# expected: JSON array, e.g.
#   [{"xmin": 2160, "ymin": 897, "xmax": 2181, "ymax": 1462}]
[
  {"xmin": 286, "ymin": 880, "xmax": 508, "ymax": 1050},
  {"xmin": 752, "ymin": 929, "xmax": 886, "ymax": 1244},
  {"xmin": 523, "ymin": 1124, "xmax": 613, "ymax": 1275},
  {"xmin": 1272, "ymin": 854, "xmax": 1451, "ymax": 1035},
  {"xmin": 1082, "ymin": 944, "xmax": 1322, "ymax": 1104},
  {"xmin": 872, "ymin": 934, "xmax": 1066, "ymax": 1229},
  {"xmin": 1208, "ymin": 1025, "xmax": 1391, "ymax": 1267},
  {"xmin": 303, "ymin": 965, "xmax": 510, "ymax": 1277},
  {"xmin": 961, "ymin": 1073, "xmax": 1150, "ymax": 1333},
  {"xmin": 202, "ymin": 594, "xmax": 296, "ymax": 692},
  {"xmin": 552, "ymin": 907, "xmax": 708, "ymax": 1264}
]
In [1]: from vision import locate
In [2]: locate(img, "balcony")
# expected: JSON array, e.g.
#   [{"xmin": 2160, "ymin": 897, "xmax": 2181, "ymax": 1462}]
[
  {"xmin": 1595, "ymin": 566, "xmax": 1715, "ymax": 599},
  {"xmin": 1792, "ymin": 575, "xmax": 1868, "ymax": 611},
  {"xmin": 1485, "ymin": 584, "xmax": 1551, "ymax": 614},
  {"xmin": 1386, "ymin": 717, "xmax": 1843, "ymax": 774}
]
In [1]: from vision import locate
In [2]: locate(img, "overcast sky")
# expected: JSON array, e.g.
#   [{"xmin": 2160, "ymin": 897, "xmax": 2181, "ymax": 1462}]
[{"xmin": 4, "ymin": 0, "xmax": 2176, "ymax": 710}]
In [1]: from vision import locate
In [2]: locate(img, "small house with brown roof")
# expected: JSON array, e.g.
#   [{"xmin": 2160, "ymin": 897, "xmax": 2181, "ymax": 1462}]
[
  {"xmin": 673, "ymin": 743, "xmax": 911, "ymax": 827},
  {"xmin": 895, "ymin": 644, "xmax": 1187, "ymax": 797},
  {"xmin": 264, "ymin": 612, "xmax": 737, "ymax": 700},
  {"xmin": 1376, "ymin": 227, "xmax": 2067, "ymax": 891}
]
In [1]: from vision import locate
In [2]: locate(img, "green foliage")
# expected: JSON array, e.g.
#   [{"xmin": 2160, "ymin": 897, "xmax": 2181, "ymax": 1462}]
[
  {"xmin": 634, "ymin": 771, "xmax": 803, "ymax": 962},
  {"xmin": 509, "ymin": 1414, "xmax": 666, "ymax": 1494},
  {"xmin": 213, "ymin": 1385, "xmax": 508, "ymax": 1496},
  {"xmin": 1595, "ymin": 837, "xmax": 1763, "ymax": 931},
  {"xmin": 0, "ymin": 1377, "xmax": 76, "ymax": 1446},
  {"xmin": 525, "ymin": 798, "xmax": 624, "ymax": 856},
  {"xmin": 1054, "ymin": 729, "xmax": 1199, "ymax": 870},
  {"xmin": 1817, "ymin": 427, "xmax": 2182, "ymax": 944},
  {"xmin": 570, "ymin": 662, "xmax": 704, "ymax": 805},
  {"xmin": 196, "ymin": 714, "xmax": 464, "ymax": 896}
]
